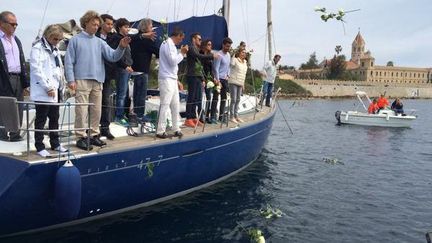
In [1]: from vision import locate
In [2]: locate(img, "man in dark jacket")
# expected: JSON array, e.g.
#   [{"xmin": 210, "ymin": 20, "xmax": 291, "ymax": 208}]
[
  {"xmin": 130, "ymin": 18, "xmax": 158, "ymax": 122},
  {"xmin": 0, "ymin": 11, "xmax": 29, "ymax": 141},
  {"xmin": 108, "ymin": 18, "xmax": 134, "ymax": 127},
  {"xmin": 183, "ymin": 32, "xmax": 218, "ymax": 127},
  {"xmin": 96, "ymin": 13, "xmax": 116, "ymax": 140}
]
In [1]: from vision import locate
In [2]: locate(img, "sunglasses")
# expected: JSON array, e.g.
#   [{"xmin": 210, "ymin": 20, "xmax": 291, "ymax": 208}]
[{"xmin": 5, "ymin": 22, "xmax": 18, "ymax": 27}]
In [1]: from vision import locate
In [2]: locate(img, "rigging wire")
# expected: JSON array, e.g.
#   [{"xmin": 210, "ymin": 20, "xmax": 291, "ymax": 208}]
[
  {"xmin": 245, "ymin": 0, "xmax": 251, "ymax": 44},
  {"xmin": 37, "ymin": 0, "xmax": 51, "ymax": 39},
  {"xmin": 173, "ymin": 0, "xmax": 176, "ymax": 21},
  {"xmin": 239, "ymin": 0, "xmax": 250, "ymax": 44},
  {"xmin": 202, "ymin": 0, "xmax": 209, "ymax": 16},
  {"xmin": 146, "ymin": 0, "xmax": 152, "ymax": 17},
  {"xmin": 176, "ymin": 0, "xmax": 182, "ymax": 20},
  {"xmin": 106, "ymin": 0, "xmax": 116, "ymax": 13},
  {"xmin": 166, "ymin": 0, "xmax": 172, "ymax": 21}
]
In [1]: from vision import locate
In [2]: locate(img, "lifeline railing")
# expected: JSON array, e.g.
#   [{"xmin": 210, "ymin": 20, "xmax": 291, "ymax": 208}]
[{"xmin": 0, "ymin": 97, "xmax": 94, "ymax": 159}]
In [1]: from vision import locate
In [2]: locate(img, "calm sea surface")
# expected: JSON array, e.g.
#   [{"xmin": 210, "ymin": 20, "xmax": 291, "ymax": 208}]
[{"xmin": 4, "ymin": 99, "xmax": 432, "ymax": 243}]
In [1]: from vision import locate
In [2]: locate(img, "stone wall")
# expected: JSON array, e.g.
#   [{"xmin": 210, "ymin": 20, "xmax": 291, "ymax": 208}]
[{"xmin": 289, "ymin": 79, "xmax": 432, "ymax": 98}]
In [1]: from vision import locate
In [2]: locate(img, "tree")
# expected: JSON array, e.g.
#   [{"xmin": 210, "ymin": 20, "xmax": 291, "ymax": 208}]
[
  {"xmin": 300, "ymin": 52, "xmax": 319, "ymax": 69},
  {"xmin": 335, "ymin": 45, "xmax": 342, "ymax": 55},
  {"xmin": 386, "ymin": 61, "xmax": 394, "ymax": 67},
  {"xmin": 327, "ymin": 54, "xmax": 347, "ymax": 79},
  {"xmin": 279, "ymin": 65, "xmax": 296, "ymax": 71}
]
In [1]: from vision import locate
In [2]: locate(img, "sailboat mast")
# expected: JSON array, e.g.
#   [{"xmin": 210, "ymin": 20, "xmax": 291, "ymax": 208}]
[
  {"xmin": 267, "ymin": 0, "xmax": 273, "ymax": 60},
  {"xmin": 223, "ymin": 0, "xmax": 230, "ymax": 29}
]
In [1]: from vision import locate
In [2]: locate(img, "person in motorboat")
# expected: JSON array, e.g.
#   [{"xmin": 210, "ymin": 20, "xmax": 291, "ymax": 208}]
[
  {"xmin": 368, "ymin": 98, "xmax": 379, "ymax": 114},
  {"xmin": 377, "ymin": 94, "xmax": 389, "ymax": 111},
  {"xmin": 30, "ymin": 24, "xmax": 69, "ymax": 157},
  {"xmin": 391, "ymin": 98, "xmax": 404, "ymax": 115}
]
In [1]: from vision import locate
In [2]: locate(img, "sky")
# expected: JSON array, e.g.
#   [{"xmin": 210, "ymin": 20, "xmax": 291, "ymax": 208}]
[{"xmin": 1, "ymin": 0, "xmax": 431, "ymax": 69}]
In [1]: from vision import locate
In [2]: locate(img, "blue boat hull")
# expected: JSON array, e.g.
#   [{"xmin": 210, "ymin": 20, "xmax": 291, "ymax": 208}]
[{"xmin": 0, "ymin": 111, "xmax": 275, "ymax": 237}]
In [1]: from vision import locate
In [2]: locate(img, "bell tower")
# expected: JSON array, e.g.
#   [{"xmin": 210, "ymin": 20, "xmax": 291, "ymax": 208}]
[{"xmin": 351, "ymin": 31, "xmax": 365, "ymax": 64}]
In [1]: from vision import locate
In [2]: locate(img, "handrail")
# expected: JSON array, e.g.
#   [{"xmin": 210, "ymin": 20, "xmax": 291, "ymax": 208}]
[
  {"xmin": 11, "ymin": 101, "xmax": 95, "ymax": 158},
  {"xmin": 16, "ymin": 101, "xmax": 95, "ymax": 106}
]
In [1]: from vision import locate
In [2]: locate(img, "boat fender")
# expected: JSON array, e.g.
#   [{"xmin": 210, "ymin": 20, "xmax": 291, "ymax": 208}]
[
  {"xmin": 54, "ymin": 160, "xmax": 82, "ymax": 220},
  {"xmin": 335, "ymin": 111, "xmax": 341, "ymax": 125},
  {"xmin": 386, "ymin": 113, "xmax": 390, "ymax": 121}
]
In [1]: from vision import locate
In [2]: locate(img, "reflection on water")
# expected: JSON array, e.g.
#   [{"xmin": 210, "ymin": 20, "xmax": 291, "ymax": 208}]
[{"xmin": 5, "ymin": 99, "xmax": 432, "ymax": 243}]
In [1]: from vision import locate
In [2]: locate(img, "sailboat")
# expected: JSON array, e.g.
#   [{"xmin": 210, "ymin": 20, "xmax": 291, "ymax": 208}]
[{"xmin": 0, "ymin": 0, "xmax": 278, "ymax": 237}]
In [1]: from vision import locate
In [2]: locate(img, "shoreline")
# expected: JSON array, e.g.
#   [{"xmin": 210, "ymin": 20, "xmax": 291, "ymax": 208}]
[{"xmin": 282, "ymin": 79, "xmax": 432, "ymax": 99}]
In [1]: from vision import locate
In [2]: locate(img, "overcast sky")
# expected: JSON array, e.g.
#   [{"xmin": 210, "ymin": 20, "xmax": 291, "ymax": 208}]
[{"xmin": 2, "ymin": 0, "xmax": 431, "ymax": 69}]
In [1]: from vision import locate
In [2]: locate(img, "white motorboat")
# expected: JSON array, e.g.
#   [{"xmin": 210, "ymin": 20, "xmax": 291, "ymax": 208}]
[{"xmin": 335, "ymin": 91, "xmax": 416, "ymax": 128}]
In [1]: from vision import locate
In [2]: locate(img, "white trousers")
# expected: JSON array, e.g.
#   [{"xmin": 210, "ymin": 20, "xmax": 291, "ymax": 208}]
[{"xmin": 157, "ymin": 78, "xmax": 180, "ymax": 134}]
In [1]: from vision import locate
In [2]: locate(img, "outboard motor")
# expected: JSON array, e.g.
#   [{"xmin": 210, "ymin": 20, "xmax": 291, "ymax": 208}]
[
  {"xmin": 335, "ymin": 111, "xmax": 341, "ymax": 125},
  {"xmin": 54, "ymin": 160, "xmax": 81, "ymax": 220}
]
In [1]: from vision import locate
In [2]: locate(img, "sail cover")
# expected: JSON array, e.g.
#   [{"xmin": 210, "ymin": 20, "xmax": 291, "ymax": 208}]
[{"xmin": 131, "ymin": 14, "xmax": 228, "ymax": 50}]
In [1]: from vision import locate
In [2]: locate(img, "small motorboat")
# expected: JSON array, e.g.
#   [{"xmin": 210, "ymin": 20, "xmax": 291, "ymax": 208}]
[{"xmin": 335, "ymin": 91, "xmax": 416, "ymax": 128}]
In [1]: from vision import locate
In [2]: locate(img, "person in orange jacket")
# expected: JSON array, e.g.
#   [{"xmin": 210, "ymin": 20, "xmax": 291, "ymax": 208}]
[
  {"xmin": 368, "ymin": 98, "xmax": 379, "ymax": 114},
  {"xmin": 377, "ymin": 94, "xmax": 389, "ymax": 109}
]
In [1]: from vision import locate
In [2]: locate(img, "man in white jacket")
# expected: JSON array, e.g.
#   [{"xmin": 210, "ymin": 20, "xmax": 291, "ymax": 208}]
[
  {"xmin": 261, "ymin": 54, "xmax": 281, "ymax": 107},
  {"xmin": 156, "ymin": 27, "xmax": 188, "ymax": 138}
]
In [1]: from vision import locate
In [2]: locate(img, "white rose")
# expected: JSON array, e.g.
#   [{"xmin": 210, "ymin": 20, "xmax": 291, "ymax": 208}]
[{"xmin": 206, "ymin": 81, "xmax": 215, "ymax": 89}]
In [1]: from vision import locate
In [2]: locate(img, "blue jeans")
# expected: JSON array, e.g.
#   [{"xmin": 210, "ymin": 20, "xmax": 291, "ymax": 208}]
[
  {"xmin": 229, "ymin": 84, "xmax": 242, "ymax": 119},
  {"xmin": 115, "ymin": 69, "xmax": 131, "ymax": 118},
  {"xmin": 132, "ymin": 73, "xmax": 148, "ymax": 118},
  {"xmin": 261, "ymin": 81, "xmax": 273, "ymax": 106}
]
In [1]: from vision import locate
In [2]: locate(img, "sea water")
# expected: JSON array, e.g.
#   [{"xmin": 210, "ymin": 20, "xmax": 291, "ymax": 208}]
[{"xmin": 6, "ymin": 99, "xmax": 432, "ymax": 243}]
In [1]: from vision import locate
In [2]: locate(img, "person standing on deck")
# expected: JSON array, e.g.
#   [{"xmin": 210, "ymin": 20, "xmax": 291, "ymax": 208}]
[
  {"xmin": 228, "ymin": 48, "xmax": 248, "ymax": 124},
  {"xmin": 183, "ymin": 32, "xmax": 219, "ymax": 128},
  {"xmin": 64, "ymin": 10, "xmax": 130, "ymax": 151},
  {"xmin": 200, "ymin": 39, "xmax": 216, "ymax": 124},
  {"xmin": 212, "ymin": 37, "xmax": 232, "ymax": 123},
  {"xmin": 260, "ymin": 54, "xmax": 281, "ymax": 107},
  {"xmin": 130, "ymin": 18, "xmax": 159, "ymax": 123},
  {"xmin": 30, "ymin": 25, "xmax": 69, "ymax": 157},
  {"xmin": 96, "ymin": 14, "xmax": 116, "ymax": 140},
  {"xmin": 156, "ymin": 27, "xmax": 188, "ymax": 139},
  {"xmin": 0, "ymin": 11, "xmax": 29, "ymax": 142},
  {"xmin": 108, "ymin": 18, "xmax": 134, "ymax": 127}
]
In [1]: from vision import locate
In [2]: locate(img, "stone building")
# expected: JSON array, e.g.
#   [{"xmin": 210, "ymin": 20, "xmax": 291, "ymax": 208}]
[{"xmin": 297, "ymin": 32, "xmax": 432, "ymax": 84}]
